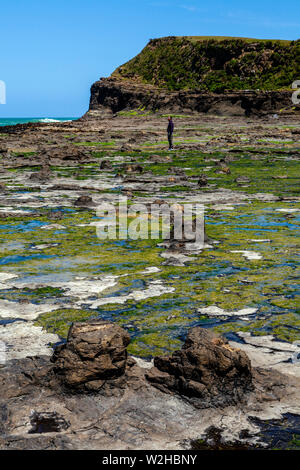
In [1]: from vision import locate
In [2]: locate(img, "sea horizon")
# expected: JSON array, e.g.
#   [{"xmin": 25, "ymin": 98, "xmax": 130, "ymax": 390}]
[{"xmin": 0, "ymin": 117, "xmax": 78, "ymax": 126}]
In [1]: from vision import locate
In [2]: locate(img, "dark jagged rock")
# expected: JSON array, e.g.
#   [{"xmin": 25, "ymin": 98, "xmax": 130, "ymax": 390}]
[
  {"xmin": 74, "ymin": 195, "xmax": 95, "ymax": 207},
  {"xmin": 29, "ymin": 411, "xmax": 70, "ymax": 433},
  {"xmin": 51, "ymin": 320, "xmax": 131, "ymax": 390},
  {"xmin": 99, "ymin": 159, "xmax": 113, "ymax": 169},
  {"xmin": 197, "ymin": 175, "xmax": 208, "ymax": 187},
  {"xmin": 123, "ymin": 163, "xmax": 143, "ymax": 174},
  {"xmin": 29, "ymin": 168, "xmax": 51, "ymax": 182},
  {"xmin": 215, "ymin": 165, "xmax": 231, "ymax": 175},
  {"xmin": 0, "ymin": 321, "xmax": 299, "ymax": 449},
  {"xmin": 54, "ymin": 145, "xmax": 87, "ymax": 162},
  {"xmin": 146, "ymin": 327, "xmax": 253, "ymax": 407},
  {"xmin": 163, "ymin": 203, "xmax": 211, "ymax": 248},
  {"xmin": 120, "ymin": 144, "xmax": 132, "ymax": 152},
  {"xmin": 0, "ymin": 356, "xmax": 54, "ymax": 400},
  {"xmin": 50, "ymin": 183, "xmax": 84, "ymax": 191}
]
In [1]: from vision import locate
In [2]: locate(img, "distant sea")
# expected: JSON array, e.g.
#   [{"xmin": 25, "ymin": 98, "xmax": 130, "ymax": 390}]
[{"xmin": 0, "ymin": 117, "xmax": 77, "ymax": 126}]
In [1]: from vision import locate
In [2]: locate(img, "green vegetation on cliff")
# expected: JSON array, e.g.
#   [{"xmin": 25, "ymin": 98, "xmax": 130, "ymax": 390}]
[{"xmin": 112, "ymin": 36, "xmax": 300, "ymax": 92}]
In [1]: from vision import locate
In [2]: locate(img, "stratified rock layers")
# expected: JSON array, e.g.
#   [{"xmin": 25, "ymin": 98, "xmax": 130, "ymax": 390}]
[{"xmin": 88, "ymin": 78, "xmax": 292, "ymax": 117}]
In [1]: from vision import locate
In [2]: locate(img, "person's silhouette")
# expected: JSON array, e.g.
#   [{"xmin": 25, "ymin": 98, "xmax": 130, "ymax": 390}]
[{"xmin": 167, "ymin": 116, "xmax": 174, "ymax": 150}]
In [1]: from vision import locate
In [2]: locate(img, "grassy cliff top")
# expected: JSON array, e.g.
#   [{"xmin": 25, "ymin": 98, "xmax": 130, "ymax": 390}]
[
  {"xmin": 179, "ymin": 36, "xmax": 292, "ymax": 44},
  {"xmin": 112, "ymin": 36, "xmax": 299, "ymax": 93}
]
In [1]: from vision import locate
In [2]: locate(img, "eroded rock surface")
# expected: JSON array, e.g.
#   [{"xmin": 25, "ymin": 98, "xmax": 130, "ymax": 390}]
[
  {"xmin": 0, "ymin": 322, "xmax": 299, "ymax": 450},
  {"xmin": 89, "ymin": 78, "xmax": 294, "ymax": 117},
  {"xmin": 51, "ymin": 320, "xmax": 131, "ymax": 390},
  {"xmin": 146, "ymin": 327, "xmax": 253, "ymax": 407}
]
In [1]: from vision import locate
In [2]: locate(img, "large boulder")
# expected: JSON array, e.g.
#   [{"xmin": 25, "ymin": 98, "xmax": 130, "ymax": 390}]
[
  {"xmin": 146, "ymin": 327, "xmax": 253, "ymax": 407},
  {"xmin": 51, "ymin": 320, "xmax": 131, "ymax": 391}
]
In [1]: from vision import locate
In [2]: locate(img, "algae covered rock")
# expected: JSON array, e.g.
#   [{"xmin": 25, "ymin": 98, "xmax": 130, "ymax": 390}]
[
  {"xmin": 235, "ymin": 175, "xmax": 251, "ymax": 185},
  {"xmin": 197, "ymin": 175, "xmax": 208, "ymax": 187},
  {"xmin": 146, "ymin": 327, "xmax": 253, "ymax": 407}
]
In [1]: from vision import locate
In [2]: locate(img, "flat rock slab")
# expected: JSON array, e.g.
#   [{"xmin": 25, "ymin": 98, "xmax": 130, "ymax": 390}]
[
  {"xmin": 0, "ymin": 349, "xmax": 299, "ymax": 450},
  {"xmin": 0, "ymin": 322, "xmax": 59, "ymax": 360}
]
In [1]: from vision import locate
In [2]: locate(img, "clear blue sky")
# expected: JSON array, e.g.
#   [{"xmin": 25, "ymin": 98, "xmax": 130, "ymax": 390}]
[{"xmin": 1, "ymin": 0, "xmax": 299, "ymax": 117}]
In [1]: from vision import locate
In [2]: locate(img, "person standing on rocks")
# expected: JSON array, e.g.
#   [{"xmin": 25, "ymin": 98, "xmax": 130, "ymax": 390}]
[{"xmin": 167, "ymin": 116, "xmax": 174, "ymax": 150}]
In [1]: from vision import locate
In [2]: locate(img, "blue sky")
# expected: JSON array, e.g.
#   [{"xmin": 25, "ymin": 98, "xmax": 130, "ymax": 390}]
[{"xmin": 1, "ymin": 0, "xmax": 299, "ymax": 117}]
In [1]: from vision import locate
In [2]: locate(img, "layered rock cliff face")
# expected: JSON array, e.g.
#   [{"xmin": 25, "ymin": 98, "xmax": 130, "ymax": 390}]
[
  {"xmin": 89, "ymin": 77, "xmax": 293, "ymax": 116},
  {"xmin": 87, "ymin": 36, "xmax": 299, "ymax": 117}
]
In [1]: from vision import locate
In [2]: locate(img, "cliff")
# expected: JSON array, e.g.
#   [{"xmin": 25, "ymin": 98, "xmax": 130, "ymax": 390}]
[{"xmin": 87, "ymin": 36, "xmax": 300, "ymax": 117}]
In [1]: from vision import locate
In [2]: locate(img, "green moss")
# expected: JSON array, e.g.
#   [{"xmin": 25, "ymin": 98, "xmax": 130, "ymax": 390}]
[
  {"xmin": 11, "ymin": 151, "xmax": 37, "ymax": 158},
  {"xmin": 118, "ymin": 109, "xmax": 153, "ymax": 117},
  {"xmin": 74, "ymin": 141, "xmax": 115, "ymax": 147},
  {"xmin": 1, "ymin": 286, "xmax": 64, "ymax": 301},
  {"xmin": 288, "ymin": 436, "xmax": 300, "ymax": 449}
]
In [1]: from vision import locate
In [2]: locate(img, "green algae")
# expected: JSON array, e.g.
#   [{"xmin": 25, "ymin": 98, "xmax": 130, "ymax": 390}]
[
  {"xmin": 36, "ymin": 308, "xmax": 97, "ymax": 337},
  {"xmin": 0, "ymin": 286, "xmax": 64, "ymax": 302},
  {"xmin": 75, "ymin": 141, "xmax": 115, "ymax": 147},
  {"xmin": 213, "ymin": 312, "xmax": 300, "ymax": 343},
  {"xmin": 128, "ymin": 331, "xmax": 182, "ymax": 357},
  {"xmin": 0, "ymin": 147, "xmax": 299, "ymax": 357}
]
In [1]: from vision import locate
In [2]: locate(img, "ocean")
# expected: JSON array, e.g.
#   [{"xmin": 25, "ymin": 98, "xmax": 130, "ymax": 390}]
[{"xmin": 0, "ymin": 117, "xmax": 77, "ymax": 126}]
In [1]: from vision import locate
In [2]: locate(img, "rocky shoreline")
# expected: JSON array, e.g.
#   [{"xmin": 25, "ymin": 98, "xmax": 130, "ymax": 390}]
[
  {"xmin": 0, "ymin": 320, "xmax": 299, "ymax": 450},
  {"xmin": 0, "ymin": 103, "xmax": 299, "ymax": 450}
]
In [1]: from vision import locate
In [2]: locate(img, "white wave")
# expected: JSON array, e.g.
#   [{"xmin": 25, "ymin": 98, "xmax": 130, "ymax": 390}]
[{"xmin": 38, "ymin": 118, "xmax": 73, "ymax": 123}]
